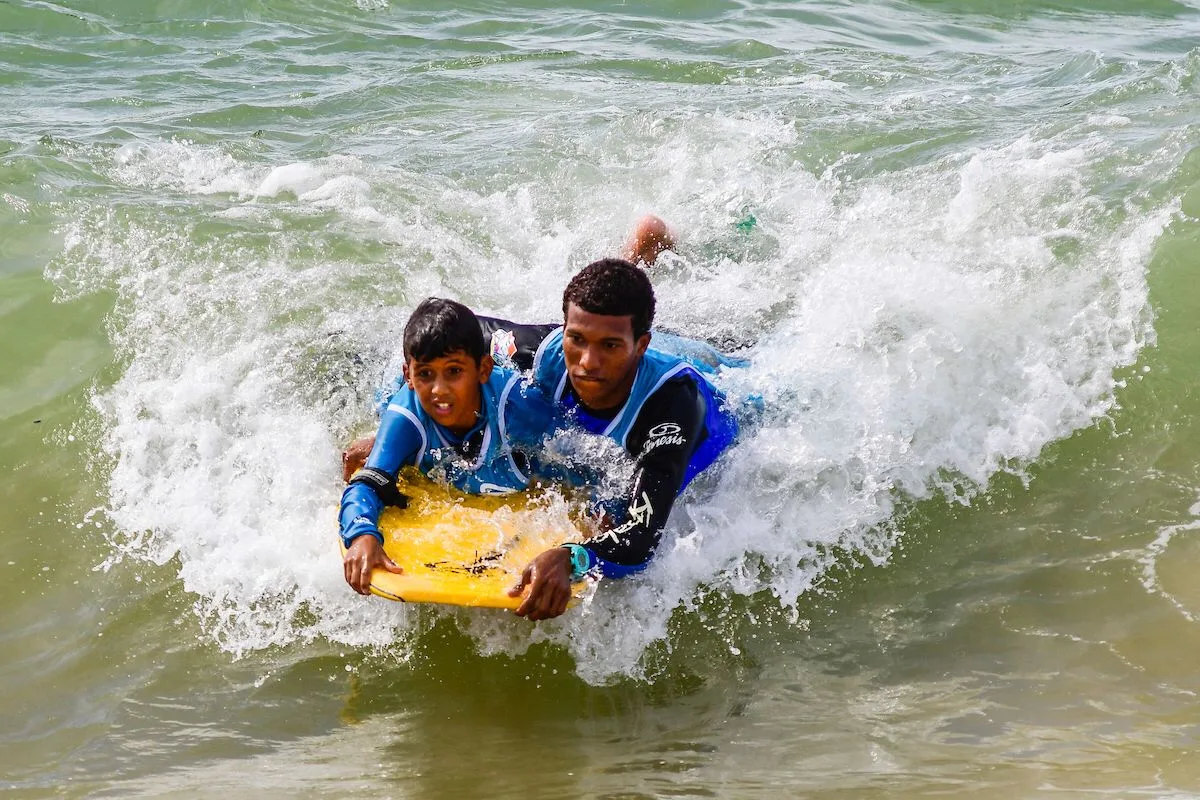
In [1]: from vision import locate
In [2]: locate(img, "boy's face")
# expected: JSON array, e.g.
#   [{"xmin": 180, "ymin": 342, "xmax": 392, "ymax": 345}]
[{"xmin": 403, "ymin": 350, "xmax": 494, "ymax": 435}]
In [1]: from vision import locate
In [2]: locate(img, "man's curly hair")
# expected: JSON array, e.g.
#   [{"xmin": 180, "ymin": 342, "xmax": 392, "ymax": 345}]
[{"xmin": 561, "ymin": 258, "xmax": 655, "ymax": 338}]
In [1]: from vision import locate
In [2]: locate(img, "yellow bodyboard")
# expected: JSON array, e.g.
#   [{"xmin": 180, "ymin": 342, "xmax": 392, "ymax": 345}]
[{"xmin": 340, "ymin": 476, "xmax": 590, "ymax": 609}]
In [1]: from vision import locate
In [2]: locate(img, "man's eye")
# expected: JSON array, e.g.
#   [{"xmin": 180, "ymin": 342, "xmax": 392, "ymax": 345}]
[
  {"xmin": 605, "ymin": 342, "xmax": 620, "ymax": 350},
  {"xmin": 447, "ymin": 367, "xmax": 463, "ymax": 376}
]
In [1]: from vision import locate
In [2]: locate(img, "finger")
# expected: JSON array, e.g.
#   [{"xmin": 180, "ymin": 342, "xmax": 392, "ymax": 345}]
[
  {"xmin": 514, "ymin": 588, "xmax": 535, "ymax": 618},
  {"xmin": 547, "ymin": 585, "xmax": 568, "ymax": 620},
  {"xmin": 354, "ymin": 561, "xmax": 372, "ymax": 595},
  {"xmin": 514, "ymin": 574, "xmax": 539, "ymax": 617},
  {"xmin": 382, "ymin": 555, "xmax": 403, "ymax": 575},
  {"xmin": 530, "ymin": 584, "xmax": 560, "ymax": 622},
  {"xmin": 550, "ymin": 581, "xmax": 573, "ymax": 619},
  {"xmin": 553, "ymin": 585, "xmax": 570, "ymax": 617},
  {"xmin": 508, "ymin": 566, "xmax": 532, "ymax": 598},
  {"xmin": 345, "ymin": 556, "xmax": 363, "ymax": 594}
]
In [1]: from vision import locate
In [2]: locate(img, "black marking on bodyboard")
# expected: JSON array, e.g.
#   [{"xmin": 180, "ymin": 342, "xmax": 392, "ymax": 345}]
[{"xmin": 423, "ymin": 549, "xmax": 506, "ymax": 576}]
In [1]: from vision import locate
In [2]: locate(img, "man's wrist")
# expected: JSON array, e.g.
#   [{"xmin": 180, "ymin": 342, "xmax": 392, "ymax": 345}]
[{"xmin": 560, "ymin": 543, "xmax": 594, "ymax": 580}]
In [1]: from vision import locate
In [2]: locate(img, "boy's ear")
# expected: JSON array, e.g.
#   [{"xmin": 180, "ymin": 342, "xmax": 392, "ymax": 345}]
[
  {"xmin": 478, "ymin": 354, "xmax": 494, "ymax": 383},
  {"xmin": 402, "ymin": 362, "xmax": 411, "ymax": 387}
]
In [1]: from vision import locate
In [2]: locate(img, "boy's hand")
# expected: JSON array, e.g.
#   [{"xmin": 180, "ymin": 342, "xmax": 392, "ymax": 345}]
[
  {"xmin": 509, "ymin": 547, "xmax": 573, "ymax": 621},
  {"xmin": 343, "ymin": 535, "xmax": 402, "ymax": 595}
]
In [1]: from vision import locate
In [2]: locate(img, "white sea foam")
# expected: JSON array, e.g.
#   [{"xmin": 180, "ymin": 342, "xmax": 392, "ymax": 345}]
[
  {"xmin": 256, "ymin": 162, "xmax": 326, "ymax": 198},
  {"xmin": 112, "ymin": 140, "xmax": 263, "ymax": 197},
  {"xmin": 57, "ymin": 106, "xmax": 1175, "ymax": 682},
  {"xmin": 1139, "ymin": 494, "xmax": 1200, "ymax": 625},
  {"xmin": 108, "ymin": 141, "xmax": 386, "ymax": 223}
]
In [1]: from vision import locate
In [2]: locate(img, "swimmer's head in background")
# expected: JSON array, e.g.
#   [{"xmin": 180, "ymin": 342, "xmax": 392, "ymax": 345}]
[
  {"xmin": 623, "ymin": 214, "xmax": 676, "ymax": 267},
  {"xmin": 562, "ymin": 258, "xmax": 655, "ymax": 339},
  {"xmin": 403, "ymin": 297, "xmax": 487, "ymax": 364}
]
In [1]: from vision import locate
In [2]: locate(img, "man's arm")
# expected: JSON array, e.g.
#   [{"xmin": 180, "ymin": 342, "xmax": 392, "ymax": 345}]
[
  {"xmin": 510, "ymin": 377, "xmax": 708, "ymax": 619},
  {"xmin": 583, "ymin": 376, "xmax": 706, "ymax": 575}
]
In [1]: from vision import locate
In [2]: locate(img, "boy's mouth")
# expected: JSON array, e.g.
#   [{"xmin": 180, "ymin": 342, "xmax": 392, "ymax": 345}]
[{"xmin": 431, "ymin": 400, "xmax": 454, "ymax": 416}]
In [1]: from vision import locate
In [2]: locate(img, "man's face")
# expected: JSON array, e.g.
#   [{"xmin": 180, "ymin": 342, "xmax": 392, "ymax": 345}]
[
  {"xmin": 562, "ymin": 303, "xmax": 650, "ymax": 411},
  {"xmin": 403, "ymin": 350, "xmax": 493, "ymax": 434}
]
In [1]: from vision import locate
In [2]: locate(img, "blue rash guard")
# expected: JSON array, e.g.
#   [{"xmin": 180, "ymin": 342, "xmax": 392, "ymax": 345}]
[
  {"xmin": 338, "ymin": 366, "xmax": 559, "ymax": 548},
  {"xmin": 530, "ymin": 327, "xmax": 740, "ymax": 579}
]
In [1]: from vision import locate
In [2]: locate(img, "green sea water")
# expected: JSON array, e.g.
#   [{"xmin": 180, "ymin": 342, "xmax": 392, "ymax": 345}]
[{"xmin": 3, "ymin": 0, "xmax": 1200, "ymax": 796}]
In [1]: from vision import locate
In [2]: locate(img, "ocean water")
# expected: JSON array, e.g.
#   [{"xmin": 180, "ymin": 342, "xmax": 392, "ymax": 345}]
[{"xmin": 3, "ymin": 0, "xmax": 1200, "ymax": 796}]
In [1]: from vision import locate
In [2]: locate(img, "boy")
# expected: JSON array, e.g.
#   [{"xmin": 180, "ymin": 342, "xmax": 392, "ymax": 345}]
[{"xmin": 339, "ymin": 297, "xmax": 558, "ymax": 595}]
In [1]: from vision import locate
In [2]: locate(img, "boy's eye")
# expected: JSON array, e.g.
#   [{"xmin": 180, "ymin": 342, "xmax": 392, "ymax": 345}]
[{"xmin": 415, "ymin": 369, "xmax": 433, "ymax": 380}]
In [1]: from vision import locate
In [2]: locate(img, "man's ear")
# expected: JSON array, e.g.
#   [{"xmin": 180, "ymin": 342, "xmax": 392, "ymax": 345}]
[
  {"xmin": 478, "ymin": 354, "xmax": 494, "ymax": 383},
  {"xmin": 635, "ymin": 332, "xmax": 651, "ymax": 358}
]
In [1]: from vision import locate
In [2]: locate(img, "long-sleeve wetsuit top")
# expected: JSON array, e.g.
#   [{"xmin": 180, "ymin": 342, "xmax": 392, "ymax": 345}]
[
  {"xmin": 338, "ymin": 365, "xmax": 558, "ymax": 548},
  {"xmin": 478, "ymin": 316, "xmax": 558, "ymax": 372},
  {"xmin": 476, "ymin": 316, "xmax": 738, "ymax": 579},
  {"xmin": 558, "ymin": 375, "xmax": 712, "ymax": 578}
]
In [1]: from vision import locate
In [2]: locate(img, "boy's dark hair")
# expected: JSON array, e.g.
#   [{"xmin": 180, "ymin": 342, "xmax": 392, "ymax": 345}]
[
  {"xmin": 403, "ymin": 297, "xmax": 486, "ymax": 363},
  {"xmin": 561, "ymin": 258, "xmax": 655, "ymax": 338}
]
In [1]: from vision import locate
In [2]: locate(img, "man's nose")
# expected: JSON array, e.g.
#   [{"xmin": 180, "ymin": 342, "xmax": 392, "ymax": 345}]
[{"xmin": 578, "ymin": 345, "xmax": 600, "ymax": 371}]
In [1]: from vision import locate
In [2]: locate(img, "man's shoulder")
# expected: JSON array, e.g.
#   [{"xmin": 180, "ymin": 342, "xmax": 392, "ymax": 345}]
[
  {"xmin": 651, "ymin": 370, "xmax": 702, "ymax": 392},
  {"xmin": 633, "ymin": 372, "xmax": 703, "ymax": 425}
]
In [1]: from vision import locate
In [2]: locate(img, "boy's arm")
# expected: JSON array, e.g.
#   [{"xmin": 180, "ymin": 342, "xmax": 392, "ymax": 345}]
[
  {"xmin": 338, "ymin": 398, "xmax": 424, "ymax": 594},
  {"xmin": 338, "ymin": 403, "xmax": 421, "ymax": 546}
]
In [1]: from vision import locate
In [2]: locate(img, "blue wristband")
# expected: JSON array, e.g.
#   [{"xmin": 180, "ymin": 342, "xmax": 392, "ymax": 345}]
[{"xmin": 560, "ymin": 543, "xmax": 593, "ymax": 580}]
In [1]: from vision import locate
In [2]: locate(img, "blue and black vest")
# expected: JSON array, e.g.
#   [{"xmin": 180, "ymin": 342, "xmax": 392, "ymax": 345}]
[
  {"xmin": 383, "ymin": 367, "xmax": 553, "ymax": 495},
  {"xmin": 530, "ymin": 328, "xmax": 738, "ymax": 492}
]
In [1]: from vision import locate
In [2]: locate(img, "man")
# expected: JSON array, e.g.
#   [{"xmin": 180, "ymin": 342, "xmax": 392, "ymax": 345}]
[{"xmin": 505, "ymin": 258, "xmax": 739, "ymax": 620}]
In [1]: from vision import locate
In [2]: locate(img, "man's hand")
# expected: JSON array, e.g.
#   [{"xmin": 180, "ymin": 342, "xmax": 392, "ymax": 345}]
[
  {"xmin": 343, "ymin": 535, "xmax": 402, "ymax": 596},
  {"xmin": 342, "ymin": 436, "xmax": 377, "ymax": 483},
  {"xmin": 509, "ymin": 547, "xmax": 573, "ymax": 621}
]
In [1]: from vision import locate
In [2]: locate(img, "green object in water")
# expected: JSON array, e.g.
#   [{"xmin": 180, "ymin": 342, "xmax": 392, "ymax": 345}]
[{"xmin": 735, "ymin": 213, "xmax": 757, "ymax": 233}]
